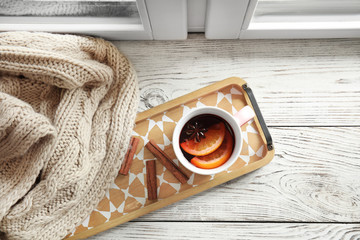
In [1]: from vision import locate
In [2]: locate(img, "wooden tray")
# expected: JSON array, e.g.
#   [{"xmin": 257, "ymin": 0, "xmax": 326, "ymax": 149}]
[{"xmin": 66, "ymin": 77, "xmax": 275, "ymax": 239}]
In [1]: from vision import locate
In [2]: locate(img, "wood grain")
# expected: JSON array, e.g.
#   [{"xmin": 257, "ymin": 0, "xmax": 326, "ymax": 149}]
[
  {"xmin": 88, "ymin": 222, "xmax": 360, "ymax": 240},
  {"xmin": 86, "ymin": 35, "xmax": 360, "ymax": 240},
  {"xmin": 114, "ymin": 35, "xmax": 360, "ymax": 126},
  {"xmin": 134, "ymin": 127, "xmax": 360, "ymax": 222}
]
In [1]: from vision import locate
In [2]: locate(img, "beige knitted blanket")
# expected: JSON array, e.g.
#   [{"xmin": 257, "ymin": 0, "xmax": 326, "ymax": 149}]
[{"xmin": 0, "ymin": 32, "xmax": 138, "ymax": 239}]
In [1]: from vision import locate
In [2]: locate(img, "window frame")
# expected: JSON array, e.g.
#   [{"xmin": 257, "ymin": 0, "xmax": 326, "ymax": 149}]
[
  {"xmin": 0, "ymin": 0, "xmax": 359, "ymax": 40},
  {"xmin": 239, "ymin": 0, "xmax": 360, "ymax": 39},
  {"xmin": 0, "ymin": 0, "xmax": 188, "ymax": 40}
]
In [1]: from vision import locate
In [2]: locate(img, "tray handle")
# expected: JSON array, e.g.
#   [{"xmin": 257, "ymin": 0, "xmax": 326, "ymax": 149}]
[{"xmin": 242, "ymin": 84, "xmax": 273, "ymax": 151}]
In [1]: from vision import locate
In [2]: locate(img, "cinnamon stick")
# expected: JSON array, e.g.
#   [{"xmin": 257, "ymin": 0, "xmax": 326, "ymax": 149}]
[
  {"xmin": 119, "ymin": 137, "xmax": 140, "ymax": 175},
  {"xmin": 146, "ymin": 160, "xmax": 157, "ymax": 200},
  {"xmin": 145, "ymin": 139, "xmax": 189, "ymax": 184}
]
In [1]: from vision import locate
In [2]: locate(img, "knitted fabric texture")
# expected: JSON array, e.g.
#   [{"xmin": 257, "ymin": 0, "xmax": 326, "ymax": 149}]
[{"xmin": 0, "ymin": 32, "xmax": 139, "ymax": 239}]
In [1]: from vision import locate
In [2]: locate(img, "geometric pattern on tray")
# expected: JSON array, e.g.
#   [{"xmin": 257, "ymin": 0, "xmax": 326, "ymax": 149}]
[{"xmin": 68, "ymin": 84, "xmax": 265, "ymax": 237}]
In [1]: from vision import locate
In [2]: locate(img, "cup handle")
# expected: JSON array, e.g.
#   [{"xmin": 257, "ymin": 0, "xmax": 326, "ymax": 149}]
[{"xmin": 234, "ymin": 106, "xmax": 255, "ymax": 126}]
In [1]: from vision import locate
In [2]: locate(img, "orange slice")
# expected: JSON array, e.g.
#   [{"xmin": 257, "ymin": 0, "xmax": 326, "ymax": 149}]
[
  {"xmin": 190, "ymin": 130, "xmax": 233, "ymax": 169},
  {"xmin": 180, "ymin": 122, "xmax": 226, "ymax": 156}
]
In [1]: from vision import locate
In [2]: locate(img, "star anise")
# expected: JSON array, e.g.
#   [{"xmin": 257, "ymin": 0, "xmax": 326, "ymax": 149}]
[{"xmin": 184, "ymin": 121, "xmax": 208, "ymax": 143}]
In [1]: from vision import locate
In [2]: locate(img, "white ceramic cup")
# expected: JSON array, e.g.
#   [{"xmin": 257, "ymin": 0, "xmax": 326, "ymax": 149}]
[{"xmin": 172, "ymin": 106, "xmax": 255, "ymax": 175}]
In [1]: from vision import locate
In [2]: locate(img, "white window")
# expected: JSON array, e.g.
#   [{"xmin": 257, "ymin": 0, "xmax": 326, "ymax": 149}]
[
  {"xmin": 0, "ymin": 0, "xmax": 187, "ymax": 40},
  {"xmin": 0, "ymin": 0, "xmax": 359, "ymax": 40},
  {"xmin": 201, "ymin": 0, "xmax": 360, "ymax": 39},
  {"xmin": 240, "ymin": 0, "xmax": 360, "ymax": 39}
]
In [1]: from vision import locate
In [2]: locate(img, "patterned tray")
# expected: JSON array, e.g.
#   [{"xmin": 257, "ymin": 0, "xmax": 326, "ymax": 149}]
[{"xmin": 67, "ymin": 77, "xmax": 275, "ymax": 239}]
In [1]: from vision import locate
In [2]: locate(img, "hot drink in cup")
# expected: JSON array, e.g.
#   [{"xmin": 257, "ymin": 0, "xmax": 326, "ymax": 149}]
[
  {"xmin": 179, "ymin": 114, "xmax": 235, "ymax": 169},
  {"xmin": 173, "ymin": 106, "xmax": 255, "ymax": 175}
]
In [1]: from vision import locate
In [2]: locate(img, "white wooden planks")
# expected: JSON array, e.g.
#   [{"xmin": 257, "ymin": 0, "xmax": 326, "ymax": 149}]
[
  {"xmin": 88, "ymin": 34, "xmax": 360, "ymax": 239},
  {"xmin": 114, "ymin": 36, "xmax": 360, "ymax": 126},
  {"xmin": 88, "ymin": 222, "xmax": 360, "ymax": 240}
]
